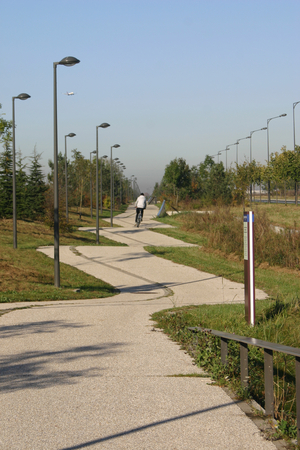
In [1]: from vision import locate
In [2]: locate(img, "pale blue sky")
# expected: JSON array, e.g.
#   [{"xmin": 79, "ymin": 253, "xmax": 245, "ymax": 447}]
[{"xmin": 1, "ymin": 0, "xmax": 300, "ymax": 193}]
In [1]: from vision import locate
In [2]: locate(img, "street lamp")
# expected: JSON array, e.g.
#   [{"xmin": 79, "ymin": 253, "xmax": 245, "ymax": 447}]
[
  {"xmin": 100, "ymin": 155, "xmax": 108, "ymax": 214},
  {"xmin": 293, "ymin": 102, "xmax": 300, "ymax": 151},
  {"xmin": 113, "ymin": 158, "xmax": 120, "ymax": 211},
  {"xmin": 90, "ymin": 150, "xmax": 96, "ymax": 218},
  {"xmin": 236, "ymin": 136, "xmax": 250, "ymax": 165},
  {"xmin": 249, "ymin": 127, "xmax": 267, "ymax": 163},
  {"xmin": 96, "ymin": 123, "xmax": 110, "ymax": 244},
  {"xmin": 224, "ymin": 143, "xmax": 236, "ymax": 170},
  {"xmin": 12, "ymin": 93, "xmax": 31, "ymax": 249},
  {"xmin": 249, "ymin": 127, "xmax": 266, "ymax": 202},
  {"xmin": 110, "ymin": 145, "xmax": 120, "ymax": 227},
  {"xmin": 53, "ymin": 56, "xmax": 80, "ymax": 288},
  {"xmin": 65, "ymin": 132, "xmax": 76, "ymax": 222},
  {"xmin": 267, "ymin": 113, "xmax": 287, "ymax": 202}
]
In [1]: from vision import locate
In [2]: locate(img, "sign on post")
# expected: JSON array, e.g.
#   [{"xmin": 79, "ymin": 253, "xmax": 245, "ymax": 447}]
[{"xmin": 244, "ymin": 211, "xmax": 255, "ymax": 326}]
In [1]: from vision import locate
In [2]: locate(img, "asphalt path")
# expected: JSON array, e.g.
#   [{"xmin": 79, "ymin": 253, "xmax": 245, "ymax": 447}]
[{"xmin": 0, "ymin": 205, "xmax": 276, "ymax": 449}]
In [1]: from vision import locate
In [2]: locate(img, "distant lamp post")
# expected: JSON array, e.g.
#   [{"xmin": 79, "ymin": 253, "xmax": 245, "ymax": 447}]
[
  {"xmin": 249, "ymin": 127, "xmax": 266, "ymax": 202},
  {"xmin": 96, "ymin": 123, "xmax": 110, "ymax": 244},
  {"xmin": 110, "ymin": 145, "xmax": 120, "ymax": 227},
  {"xmin": 293, "ymin": 102, "xmax": 300, "ymax": 151},
  {"xmin": 53, "ymin": 56, "xmax": 80, "ymax": 288},
  {"xmin": 65, "ymin": 132, "xmax": 76, "ymax": 222},
  {"xmin": 225, "ymin": 143, "xmax": 235, "ymax": 170},
  {"xmin": 90, "ymin": 150, "xmax": 96, "ymax": 218},
  {"xmin": 12, "ymin": 93, "xmax": 31, "ymax": 249},
  {"xmin": 236, "ymin": 136, "xmax": 250, "ymax": 166},
  {"xmin": 249, "ymin": 127, "xmax": 267, "ymax": 163},
  {"xmin": 267, "ymin": 114, "xmax": 287, "ymax": 202},
  {"xmin": 100, "ymin": 155, "xmax": 108, "ymax": 214}
]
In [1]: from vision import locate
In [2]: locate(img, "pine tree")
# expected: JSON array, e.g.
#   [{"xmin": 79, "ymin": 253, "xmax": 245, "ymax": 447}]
[
  {"xmin": 0, "ymin": 104, "xmax": 13, "ymax": 218},
  {"xmin": 27, "ymin": 148, "xmax": 48, "ymax": 219},
  {"xmin": 0, "ymin": 144, "xmax": 13, "ymax": 218},
  {"xmin": 16, "ymin": 150, "xmax": 29, "ymax": 219}
]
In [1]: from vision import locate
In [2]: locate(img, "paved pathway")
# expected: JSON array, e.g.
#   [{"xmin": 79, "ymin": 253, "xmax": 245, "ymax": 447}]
[{"xmin": 0, "ymin": 205, "xmax": 276, "ymax": 449}]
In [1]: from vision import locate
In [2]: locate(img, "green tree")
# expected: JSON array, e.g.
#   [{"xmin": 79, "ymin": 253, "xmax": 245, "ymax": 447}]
[
  {"xmin": 16, "ymin": 150, "xmax": 29, "ymax": 218},
  {"xmin": 0, "ymin": 146, "xmax": 13, "ymax": 218},
  {"xmin": 27, "ymin": 149, "xmax": 47, "ymax": 219},
  {"xmin": 163, "ymin": 158, "xmax": 191, "ymax": 206},
  {"xmin": 68, "ymin": 149, "xmax": 89, "ymax": 216}
]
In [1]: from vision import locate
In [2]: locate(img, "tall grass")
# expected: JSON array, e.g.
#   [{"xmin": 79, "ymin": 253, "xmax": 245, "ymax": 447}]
[{"xmin": 178, "ymin": 207, "xmax": 300, "ymax": 269}]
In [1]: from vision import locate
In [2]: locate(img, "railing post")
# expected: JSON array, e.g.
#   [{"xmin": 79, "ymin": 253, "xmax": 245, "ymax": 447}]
[
  {"xmin": 240, "ymin": 342, "xmax": 248, "ymax": 387},
  {"xmin": 221, "ymin": 338, "xmax": 228, "ymax": 365},
  {"xmin": 264, "ymin": 348, "xmax": 274, "ymax": 416},
  {"xmin": 296, "ymin": 356, "xmax": 300, "ymax": 442}
]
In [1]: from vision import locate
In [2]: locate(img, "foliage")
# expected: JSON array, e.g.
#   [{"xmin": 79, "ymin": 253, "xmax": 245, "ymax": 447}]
[{"xmin": 151, "ymin": 298, "xmax": 300, "ymax": 440}]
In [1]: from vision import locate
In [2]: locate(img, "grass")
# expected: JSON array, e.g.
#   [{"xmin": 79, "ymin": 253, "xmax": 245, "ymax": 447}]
[
  {"xmin": 149, "ymin": 207, "xmax": 300, "ymax": 440},
  {"xmin": 0, "ymin": 206, "xmax": 128, "ymax": 302}
]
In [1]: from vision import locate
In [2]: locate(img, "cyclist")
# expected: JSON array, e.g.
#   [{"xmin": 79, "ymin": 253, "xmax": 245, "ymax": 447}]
[{"xmin": 135, "ymin": 193, "xmax": 147, "ymax": 225}]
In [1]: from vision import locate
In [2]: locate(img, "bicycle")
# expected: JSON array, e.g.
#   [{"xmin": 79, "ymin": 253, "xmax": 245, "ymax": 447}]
[{"xmin": 136, "ymin": 210, "xmax": 142, "ymax": 228}]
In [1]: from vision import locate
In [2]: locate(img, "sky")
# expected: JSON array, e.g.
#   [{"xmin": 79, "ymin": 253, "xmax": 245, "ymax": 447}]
[{"xmin": 1, "ymin": 0, "xmax": 300, "ymax": 194}]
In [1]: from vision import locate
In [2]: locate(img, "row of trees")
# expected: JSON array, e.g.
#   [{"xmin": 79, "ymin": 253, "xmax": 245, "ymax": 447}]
[
  {"xmin": 47, "ymin": 150, "xmax": 132, "ymax": 213},
  {"xmin": 0, "ymin": 103, "xmax": 134, "ymax": 220},
  {"xmin": 0, "ymin": 105, "xmax": 47, "ymax": 219},
  {"xmin": 153, "ymin": 146, "xmax": 300, "ymax": 207}
]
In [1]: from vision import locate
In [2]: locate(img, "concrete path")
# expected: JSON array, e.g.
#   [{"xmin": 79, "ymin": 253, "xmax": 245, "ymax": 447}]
[{"xmin": 0, "ymin": 205, "xmax": 275, "ymax": 450}]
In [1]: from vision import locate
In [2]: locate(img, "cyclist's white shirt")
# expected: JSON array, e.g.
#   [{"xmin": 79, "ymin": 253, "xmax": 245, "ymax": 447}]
[{"xmin": 135, "ymin": 195, "xmax": 147, "ymax": 209}]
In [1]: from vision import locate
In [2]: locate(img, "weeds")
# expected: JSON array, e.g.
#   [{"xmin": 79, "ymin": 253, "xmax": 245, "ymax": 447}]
[
  {"xmin": 172, "ymin": 206, "xmax": 300, "ymax": 270},
  {"xmin": 152, "ymin": 298, "xmax": 300, "ymax": 441}
]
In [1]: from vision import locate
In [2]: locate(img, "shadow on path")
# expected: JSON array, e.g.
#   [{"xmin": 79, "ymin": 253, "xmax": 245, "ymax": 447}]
[
  {"xmin": 1, "ymin": 341, "xmax": 126, "ymax": 392},
  {"xmin": 60, "ymin": 400, "xmax": 241, "ymax": 449}
]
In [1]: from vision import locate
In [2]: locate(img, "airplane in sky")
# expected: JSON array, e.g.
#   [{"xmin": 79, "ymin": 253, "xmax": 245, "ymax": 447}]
[{"xmin": 64, "ymin": 92, "xmax": 75, "ymax": 96}]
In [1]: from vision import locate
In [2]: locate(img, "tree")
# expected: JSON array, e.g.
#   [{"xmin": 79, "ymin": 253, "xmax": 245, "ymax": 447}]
[
  {"xmin": 27, "ymin": 148, "xmax": 48, "ymax": 218},
  {"xmin": 68, "ymin": 149, "xmax": 89, "ymax": 216},
  {"xmin": 16, "ymin": 150, "xmax": 29, "ymax": 218},
  {"xmin": 163, "ymin": 158, "xmax": 191, "ymax": 206},
  {"xmin": 0, "ymin": 145, "xmax": 13, "ymax": 218}
]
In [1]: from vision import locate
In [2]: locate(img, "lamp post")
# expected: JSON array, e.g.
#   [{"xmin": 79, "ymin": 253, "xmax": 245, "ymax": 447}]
[
  {"xmin": 113, "ymin": 157, "xmax": 119, "ymax": 211},
  {"xmin": 96, "ymin": 123, "xmax": 110, "ymax": 244},
  {"xmin": 267, "ymin": 114, "xmax": 287, "ymax": 202},
  {"xmin": 12, "ymin": 93, "xmax": 31, "ymax": 249},
  {"xmin": 65, "ymin": 132, "xmax": 76, "ymax": 222},
  {"xmin": 249, "ymin": 127, "xmax": 266, "ymax": 202},
  {"xmin": 131, "ymin": 175, "xmax": 135, "ymax": 200},
  {"xmin": 293, "ymin": 102, "xmax": 300, "ymax": 152},
  {"xmin": 100, "ymin": 155, "xmax": 108, "ymax": 214},
  {"xmin": 110, "ymin": 145, "xmax": 120, "ymax": 227},
  {"xmin": 236, "ymin": 136, "xmax": 250, "ymax": 166},
  {"xmin": 53, "ymin": 56, "xmax": 80, "ymax": 288},
  {"xmin": 224, "ymin": 143, "xmax": 235, "ymax": 170},
  {"xmin": 249, "ymin": 127, "xmax": 267, "ymax": 163},
  {"xmin": 216, "ymin": 149, "xmax": 226, "ymax": 164},
  {"xmin": 90, "ymin": 150, "xmax": 96, "ymax": 218}
]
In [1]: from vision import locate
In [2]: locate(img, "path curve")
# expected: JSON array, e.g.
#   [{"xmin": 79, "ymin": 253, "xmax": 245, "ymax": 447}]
[{"xmin": 0, "ymin": 205, "xmax": 276, "ymax": 450}]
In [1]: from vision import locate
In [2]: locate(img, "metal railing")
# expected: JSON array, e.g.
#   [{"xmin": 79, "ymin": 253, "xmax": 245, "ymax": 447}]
[{"xmin": 188, "ymin": 326, "xmax": 300, "ymax": 441}]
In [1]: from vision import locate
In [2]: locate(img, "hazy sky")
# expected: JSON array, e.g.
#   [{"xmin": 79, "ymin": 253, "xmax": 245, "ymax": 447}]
[{"xmin": 1, "ymin": 0, "xmax": 300, "ymax": 193}]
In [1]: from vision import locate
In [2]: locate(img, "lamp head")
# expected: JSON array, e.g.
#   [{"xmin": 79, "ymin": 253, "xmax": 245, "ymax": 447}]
[
  {"xmin": 112, "ymin": 144, "xmax": 120, "ymax": 148},
  {"xmin": 280, "ymin": 114, "xmax": 287, "ymax": 117},
  {"xmin": 16, "ymin": 93, "xmax": 31, "ymax": 100},
  {"xmin": 92, "ymin": 150, "xmax": 96, "ymax": 154},
  {"xmin": 67, "ymin": 133, "xmax": 76, "ymax": 138},
  {"xmin": 102, "ymin": 155, "xmax": 108, "ymax": 159},
  {"xmin": 59, "ymin": 56, "xmax": 80, "ymax": 66},
  {"xmin": 99, "ymin": 123, "xmax": 110, "ymax": 128}
]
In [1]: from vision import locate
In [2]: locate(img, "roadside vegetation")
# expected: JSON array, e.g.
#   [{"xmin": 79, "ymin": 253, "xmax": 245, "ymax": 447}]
[
  {"xmin": 0, "ymin": 206, "xmax": 127, "ymax": 303},
  {"xmin": 149, "ymin": 206, "xmax": 300, "ymax": 442}
]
